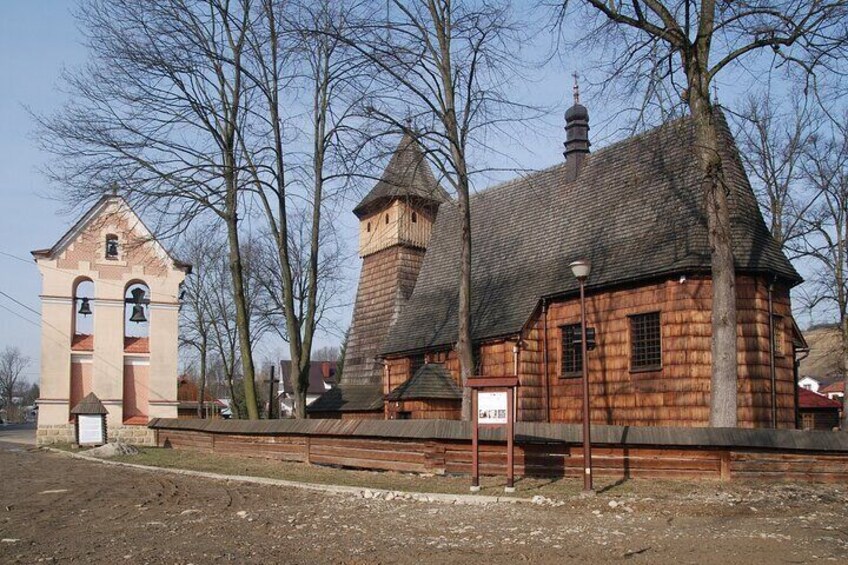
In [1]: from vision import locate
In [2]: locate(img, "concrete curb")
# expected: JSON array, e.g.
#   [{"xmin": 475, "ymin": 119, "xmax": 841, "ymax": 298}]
[{"xmin": 43, "ymin": 447, "xmax": 532, "ymax": 506}]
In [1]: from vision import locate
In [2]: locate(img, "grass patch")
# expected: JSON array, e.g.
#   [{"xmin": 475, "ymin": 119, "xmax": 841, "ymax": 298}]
[{"xmin": 107, "ymin": 447, "xmax": 606, "ymax": 498}]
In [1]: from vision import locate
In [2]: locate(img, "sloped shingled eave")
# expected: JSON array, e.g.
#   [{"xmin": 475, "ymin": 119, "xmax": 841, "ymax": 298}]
[
  {"xmin": 381, "ymin": 113, "xmax": 800, "ymax": 356},
  {"xmin": 353, "ymin": 133, "xmax": 451, "ymax": 218}
]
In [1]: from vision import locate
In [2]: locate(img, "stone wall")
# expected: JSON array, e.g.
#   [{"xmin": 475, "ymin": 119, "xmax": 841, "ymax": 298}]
[
  {"xmin": 36, "ymin": 423, "xmax": 155, "ymax": 446},
  {"xmin": 36, "ymin": 424, "xmax": 76, "ymax": 446}
]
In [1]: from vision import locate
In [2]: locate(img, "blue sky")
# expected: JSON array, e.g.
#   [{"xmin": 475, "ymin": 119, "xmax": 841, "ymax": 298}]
[
  {"xmin": 0, "ymin": 2, "xmax": 86, "ymax": 382},
  {"xmin": 0, "ymin": 1, "xmax": 579, "ymax": 382}
]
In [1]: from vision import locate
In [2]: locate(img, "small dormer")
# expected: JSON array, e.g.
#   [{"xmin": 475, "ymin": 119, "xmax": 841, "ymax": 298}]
[{"xmin": 354, "ymin": 132, "xmax": 450, "ymax": 258}]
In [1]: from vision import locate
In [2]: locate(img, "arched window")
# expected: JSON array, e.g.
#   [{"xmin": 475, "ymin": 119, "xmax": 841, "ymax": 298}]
[
  {"xmin": 385, "ymin": 213, "xmax": 390, "ymax": 224},
  {"xmin": 105, "ymin": 234, "xmax": 119, "ymax": 258},
  {"xmin": 72, "ymin": 278, "xmax": 94, "ymax": 341},
  {"xmin": 124, "ymin": 282, "xmax": 150, "ymax": 349},
  {"xmin": 411, "ymin": 211, "xmax": 418, "ymax": 223},
  {"xmin": 366, "ymin": 222, "xmax": 371, "ymax": 233}
]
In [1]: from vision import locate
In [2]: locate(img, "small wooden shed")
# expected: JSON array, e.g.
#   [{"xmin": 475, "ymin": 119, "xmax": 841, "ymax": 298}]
[{"xmin": 71, "ymin": 392, "xmax": 108, "ymax": 446}]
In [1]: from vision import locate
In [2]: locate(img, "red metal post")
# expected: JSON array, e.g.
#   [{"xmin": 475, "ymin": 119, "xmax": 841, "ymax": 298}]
[
  {"xmin": 580, "ymin": 278, "xmax": 593, "ymax": 491},
  {"xmin": 506, "ymin": 387, "xmax": 515, "ymax": 489},
  {"xmin": 471, "ymin": 389, "xmax": 479, "ymax": 490}
]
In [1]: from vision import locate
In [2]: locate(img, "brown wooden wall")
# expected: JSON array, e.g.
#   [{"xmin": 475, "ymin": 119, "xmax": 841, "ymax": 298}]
[
  {"xmin": 156, "ymin": 427, "xmax": 848, "ymax": 483},
  {"xmin": 385, "ymin": 398, "xmax": 461, "ymax": 420},
  {"xmin": 344, "ymin": 245, "xmax": 427, "ymax": 386},
  {"xmin": 308, "ymin": 411, "xmax": 384, "ymax": 420},
  {"xmin": 383, "ymin": 274, "xmax": 797, "ymax": 429}
]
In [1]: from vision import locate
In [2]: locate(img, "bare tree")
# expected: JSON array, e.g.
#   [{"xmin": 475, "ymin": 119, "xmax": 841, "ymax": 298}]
[
  {"xmin": 179, "ymin": 227, "xmax": 220, "ymax": 418},
  {"xmin": 36, "ymin": 0, "xmax": 264, "ymax": 418},
  {"xmin": 796, "ymin": 115, "xmax": 848, "ymax": 429},
  {"xmin": 554, "ymin": 0, "xmax": 848, "ymax": 426},
  {"xmin": 179, "ymin": 227, "xmax": 273, "ymax": 418},
  {"xmin": 0, "ymin": 347, "xmax": 30, "ymax": 422},
  {"xmin": 330, "ymin": 0, "xmax": 530, "ymax": 419},
  {"xmin": 732, "ymin": 92, "xmax": 820, "ymax": 252},
  {"xmin": 239, "ymin": 0, "xmax": 372, "ymax": 418}
]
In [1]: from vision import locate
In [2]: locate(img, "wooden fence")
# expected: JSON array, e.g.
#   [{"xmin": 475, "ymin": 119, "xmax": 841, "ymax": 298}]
[{"xmin": 148, "ymin": 419, "xmax": 848, "ymax": 483}]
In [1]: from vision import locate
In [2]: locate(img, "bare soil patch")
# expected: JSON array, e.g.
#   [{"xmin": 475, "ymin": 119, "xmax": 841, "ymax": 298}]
[{"xmin": 1, "ymin": 443, "xmax": 846, "ymax": 564}]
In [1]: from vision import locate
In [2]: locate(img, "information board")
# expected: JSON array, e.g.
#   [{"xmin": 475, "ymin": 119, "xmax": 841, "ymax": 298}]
[
  {"xmin": 477, "ymin": 391, "xmax": 508, "ymax": 424},
  {"xmin": 78, "ymin": 415, "xmax": 105, "ymax": 445}
]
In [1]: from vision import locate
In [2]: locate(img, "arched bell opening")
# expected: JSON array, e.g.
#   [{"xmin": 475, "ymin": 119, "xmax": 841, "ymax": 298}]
[
  {"xmin": 124, "ymin": 281, "xmax": 150, "ymax": 352},
  {"xmin": 123, "ymin": 280, "xmax": 150, "ymax": 424},
  {"xmin": 72, "ymin": 278, "xmax": 95, "ymax": 350}
]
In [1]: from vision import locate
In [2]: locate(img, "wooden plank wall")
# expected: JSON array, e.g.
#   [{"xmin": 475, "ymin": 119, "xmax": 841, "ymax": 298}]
[
  {"xmin": 381, "ymin": 274, "xmax": 796, "ymax": 429},
  {"xmin": 519, "ymin": 275, "xmax": 796, "ymax": 428},
  {"xmin": 155, "ymin": 428, "xmax": 848, "ymax": 483}
]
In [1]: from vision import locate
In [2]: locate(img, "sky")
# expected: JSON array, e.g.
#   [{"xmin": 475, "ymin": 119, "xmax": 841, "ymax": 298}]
[
  {"xmin": 0, "ymin": 1, "xmax": 824, "ymax": 386},
  {"xmin": 0, "ymin": 1, "xmax": 573, "ymax": 383},
  {"xmin": 0, "ymin": 2, "xmax": 87, "ymax": 384}
]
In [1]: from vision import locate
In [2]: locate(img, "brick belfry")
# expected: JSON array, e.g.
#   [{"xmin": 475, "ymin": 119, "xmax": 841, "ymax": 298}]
[{"xmin": 311, "ymin": 132, "xmax": 449, "ymax": 416}]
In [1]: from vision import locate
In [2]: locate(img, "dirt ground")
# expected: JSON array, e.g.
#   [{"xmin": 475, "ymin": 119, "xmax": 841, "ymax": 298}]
[{"xmin": 1, "ymin": 442, "xmax": 847, "ymax": 564}]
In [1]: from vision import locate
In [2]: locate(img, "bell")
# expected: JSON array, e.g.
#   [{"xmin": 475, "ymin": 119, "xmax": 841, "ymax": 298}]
[
  {"xmin": 77, "ymin": 297, "xmax": 92, "ymax": 316},
  {"xmin": 129, "ymin": 304, "xmax": 147, "ymax": 323},
  {"xmin": 128, "ymin": 287, "xmax": 148, "ymax": 323}
]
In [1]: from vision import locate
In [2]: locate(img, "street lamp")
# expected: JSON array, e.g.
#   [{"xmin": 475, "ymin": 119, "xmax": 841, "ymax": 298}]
[{"xmin": 569, "ymin": 259, "xmax": 593, "ymax": 492}]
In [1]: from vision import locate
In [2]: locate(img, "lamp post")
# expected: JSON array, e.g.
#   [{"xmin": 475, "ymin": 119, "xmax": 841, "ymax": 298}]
[{"xmin": 570, "ymin": 259, "xmax": 593, "ymax": 492}]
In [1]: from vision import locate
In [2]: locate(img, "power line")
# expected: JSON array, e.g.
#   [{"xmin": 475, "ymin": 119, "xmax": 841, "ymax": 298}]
[{"xmin": 0, "ymin": 290, "xmax": 41, "ymax": 319}]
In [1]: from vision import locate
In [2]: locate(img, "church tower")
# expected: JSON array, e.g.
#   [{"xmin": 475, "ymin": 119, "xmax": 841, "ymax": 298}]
[
  {"xmin": 32, "ymin": 195, "xmax": 190, "ymax": 445},
  {"xmin": 311, "ymin": 133, "xmax": 448, "ymax": 417}
]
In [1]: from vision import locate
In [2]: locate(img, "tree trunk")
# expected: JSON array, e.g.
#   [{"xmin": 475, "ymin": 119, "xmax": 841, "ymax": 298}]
[
  {"xmin": 197, "ymin": 336, "xmax": 207, "ymax": 419},
  {"xmin": 457, "ymin": 191, "xmax": 474, "ymax": 421},
  {"xmin": 225, "ymin": 213, "xmax": 260, "ymax": 420},
  {"xmin": 689, "ymin": 87, "xmax": 738, "ymax": 427}
]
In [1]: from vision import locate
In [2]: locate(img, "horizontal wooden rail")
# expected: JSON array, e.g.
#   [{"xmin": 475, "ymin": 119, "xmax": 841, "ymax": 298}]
[{"xmin": 150, "ymin": 419, "xmax": 848, "ymax": 483}]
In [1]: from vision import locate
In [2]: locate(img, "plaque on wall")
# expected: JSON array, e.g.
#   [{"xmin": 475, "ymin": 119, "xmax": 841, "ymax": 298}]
[{"xmin": 78, "ymin": 414, "xmax": 106, "ymax": 445}]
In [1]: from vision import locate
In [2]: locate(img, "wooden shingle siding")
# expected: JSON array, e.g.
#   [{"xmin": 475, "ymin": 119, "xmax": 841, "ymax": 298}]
[
  {"xmin": 343, "ymin": 246, "xmax": 426, "ymax": 387},
  {"xmin": 382, "ymin": 274, "xmax": 796, "ymax": 428}
]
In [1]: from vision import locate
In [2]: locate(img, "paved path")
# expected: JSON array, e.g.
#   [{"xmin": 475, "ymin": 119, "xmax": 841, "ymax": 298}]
[
  {"xmin": 0, "ymin": 442, "xmax": 846, "ymax": 564},
  {"xmin": 0, "ymin": 423, "xmax": 35, "ymax": 446}
]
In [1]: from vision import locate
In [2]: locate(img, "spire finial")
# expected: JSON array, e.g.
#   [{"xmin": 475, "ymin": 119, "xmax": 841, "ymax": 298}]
[{"xmin": 572, "ymin": 71, "xmax": 580, "ymax": 105}]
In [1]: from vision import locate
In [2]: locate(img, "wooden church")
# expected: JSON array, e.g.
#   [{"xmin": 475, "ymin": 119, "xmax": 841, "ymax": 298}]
[{"xmin": 309, "ymin": 93, "xmax": 805, "ymax": 429}]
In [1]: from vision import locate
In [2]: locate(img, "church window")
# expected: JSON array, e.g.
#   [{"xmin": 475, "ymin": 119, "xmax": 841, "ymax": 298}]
[
  {"xmin": 366, "ymin": 222, "xmax": 371, "ymax": 233},
  {"xmin": 105, "ymin": 234, "xmax": 119, "ymax": 258},
  {"xmin": 560, "ymin": 324, "xmax": 582, "ymax": 377},
  {"xmin": 630, "ymin": 312, "xmax": 661, "ymax": 371},
  {"xmin": 412, "ymin": 211, "xmax": 418, "ymax": 223},
  {"xmin": 385, "ymin": 213, "xmax": 390, "ymax": 224}
]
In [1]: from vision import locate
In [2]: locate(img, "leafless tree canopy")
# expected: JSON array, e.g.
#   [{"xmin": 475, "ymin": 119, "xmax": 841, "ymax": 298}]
[
  {"xmin": 552, "ymin": 0, "xmax": 848, "ymax": 426},
  {"xmin": 326, "ymin": 0, "xmax": 533, "ymax": 419},
  {"xmin": 731, "ymin": 91, "xmax": 819, "ymax": 253},
  {"xmin": 0, "ymin": 347, "xmax": 30, "ymax": 420},
  {"xmin": 36, "ymin": 0, "xmax": 372, "ymax": 418}
]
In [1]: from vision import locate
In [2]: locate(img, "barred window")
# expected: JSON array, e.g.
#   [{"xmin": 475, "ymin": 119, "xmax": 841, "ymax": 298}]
[
  {"xmin": 630, "ymin": 312, "xmax": 661, "ymax": 370},
  {"xmin": 560, "ymin": 323, "xmax": 583, "ymax": 376}
]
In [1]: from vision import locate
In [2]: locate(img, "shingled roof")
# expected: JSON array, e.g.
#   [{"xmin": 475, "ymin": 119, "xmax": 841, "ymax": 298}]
[
  {"xmin": 386, "ymin": 364, "xmax": 463, "ymax": 401},
  {"xmin": 307, "ymin": 384, "xmax": 384, "ymax": 413},
  {"xmin": 70, "ymin": 392, "xmax": 108, "ymax": 415},
  {"xmin": 382, "ymin": 113, "xmax": 801, "ymax": 355},
  {"xmin": 353, "ymin": 133, "xmax": 451, "ymax": 218}
]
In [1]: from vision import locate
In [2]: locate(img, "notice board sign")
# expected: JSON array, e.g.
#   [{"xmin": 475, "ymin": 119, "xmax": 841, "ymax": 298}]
[
  {"xmin": 468, "ymin": 377, "xmax": 519, "ymax": 492},
  {"xmin": 478, "ymin": 392, "xmax": 508, "ymax": 424},
  {"xmin": 77, "ymin": 414, "xmax": 106, "ymax": 446}
]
